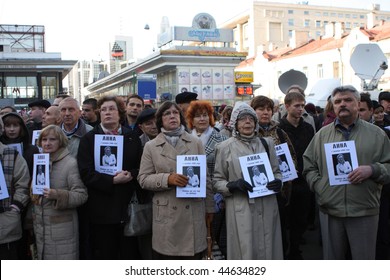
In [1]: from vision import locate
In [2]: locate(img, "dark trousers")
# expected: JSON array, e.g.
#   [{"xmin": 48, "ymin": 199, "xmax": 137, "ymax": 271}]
[
  {"xmin": 0, "ymin": 240, "xmax": 19, "ymax": 260},
  {"xmin": 286, "ymin": 181, "xmax": 311, "ymax": 259},
  {"xmin": 376, "ymin": 185, "xmax": 390, "ymax": 259},
  {"xmin": 90, "ymin": 223, "xmax": 141, "ymax": 260}
]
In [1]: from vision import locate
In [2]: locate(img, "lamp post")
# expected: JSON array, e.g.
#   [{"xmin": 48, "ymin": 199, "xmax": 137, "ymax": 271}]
[{"xmin": 132, "ymin": 71, "xmax": 137, "ymax": 94}]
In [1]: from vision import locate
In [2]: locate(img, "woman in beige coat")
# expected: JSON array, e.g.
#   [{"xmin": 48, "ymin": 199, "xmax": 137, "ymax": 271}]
[
  {"xmin": 32, "ymin": 125, "xmax": 87, "ymax": 259},
  {"xmin": 138, "ymin": 101, "xmax": 214, "ymax": 259},
  {"xmin": 213, "ymin": 102, "xmax": 283, "ymax": 260}
]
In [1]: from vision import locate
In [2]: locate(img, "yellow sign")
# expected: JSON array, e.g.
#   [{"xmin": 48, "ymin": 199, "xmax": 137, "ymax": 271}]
[{"xmin": 234, "ymin": 71, "xmax": 253, "ymax": 83}]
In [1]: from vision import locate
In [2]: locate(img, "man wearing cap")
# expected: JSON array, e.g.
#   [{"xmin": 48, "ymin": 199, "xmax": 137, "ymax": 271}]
[
  {"xmin": 379, "ymin": 91, "xmax": 390, "ymax": 124},
  {"xmin": 175, "ymin": 91, "xmax": 198, "ymax": 116},
  {"xmin": 136, "ymin": 108, "xmax": 157, "ymax": 147},
  {"xmin": 26, "ymin": 99, "xmax": 51, "ymax": 142}
]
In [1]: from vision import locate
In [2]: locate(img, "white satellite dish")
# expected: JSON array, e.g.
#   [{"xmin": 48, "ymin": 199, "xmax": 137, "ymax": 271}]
[
  {"xmin": 306, "ymin": 78, "xmax": 341, "ymax": 108},
  {"xmin": 350, "ymin": 44, "xmax": 388, "ymax": 90}
]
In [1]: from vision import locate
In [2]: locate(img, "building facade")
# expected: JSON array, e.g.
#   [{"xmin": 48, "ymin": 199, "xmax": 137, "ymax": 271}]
[{"xmin": 0, "ymin": 24, "xmax": 77, "ymax": 108}]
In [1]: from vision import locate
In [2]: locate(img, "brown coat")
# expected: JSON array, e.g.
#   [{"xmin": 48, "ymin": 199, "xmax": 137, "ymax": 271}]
[
  {"xmin": 32, "ymin": 148, "xmax": 87, "ymax": 259},
  {"xmin": 138, "ymin": 132, "xmax": 214, "ymax": 256}
]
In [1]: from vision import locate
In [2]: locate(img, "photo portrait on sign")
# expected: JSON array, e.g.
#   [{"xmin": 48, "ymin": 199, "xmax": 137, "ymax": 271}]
[
  {"xmin": 249, "ymin": 164, "xmax": 268, "ymax": 188},
  {"xmin": 36, "ymin": 164, "xmax": 46, "ymax": 185},
  {"xmin": 101, "ymin": 145, "xmax": 117, "ymax": 167},
  {"xmin": 278, "ymin": 154, "xmax": 290, "ymax": 173},
  {"xmin": 183, "ymin": 166, "xmax": 200, "ymax": 188},
  {"xmin": 333, "ymin": 152, "xmax": 352, "ymax": 176}
]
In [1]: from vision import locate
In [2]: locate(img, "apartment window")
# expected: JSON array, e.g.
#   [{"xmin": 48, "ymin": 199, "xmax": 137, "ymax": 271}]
[
  {"xmin": 323, "ymin": 12, "xmax": 329, "ymax": 16},
  {"xmin": 333, "ymin": 61, "xmax": 339, "ymax": 78},
  {"xmin": 345, "ymin": 14, "xmax": 351, "ymax": 19},
  {"xmin": 352, "ymin": 14, "xmax": 358, "ymax": 19},
  {"xmin": 353, "ymin": 22, "xmax": 360, "ymax": 28},
  {"xmin": 288, "ymin": 30, "xmax": 293, "ymax": 38},
  {"xmin": 243, "ymin": 23, "xmax": 249, "ymax": 50},
  {"xmin": 288, "ymin": 10, "xmax": 293, "ymax": 14},
  {"xmin": 304, "ymin": 11, "xmax": 309, "ymax": 15},
  {"xmin": 304, "ymin": 19, "xmax": 310, "ymax": 27},
  {"xmin": 317, "ymin": 64, "xmax": 323, "ymax": 78},
  {"xmin": 288, "ymin": 19, "xmax": 294, "ymax": 26},
  {"xmin": 360, "ymin": 15, "xmax": 365, "ymax": 19},
  {"xmin": 315, "ymin": 20, "xmax": 321, "ymax": 27},
  {"xmin": 303, "ymin": 67, "xmax": 308, "ymax": 78},
  {"xmin": 316, "ymin": 31, "xmax": 321, "ymax": 37},
  {"xmin": 324, "ymin": 20, "xmax": 329, "ymax": 26},
  {"xmin": 345, "ymin": 22, "xmax": 351, "ymax": 29},
  {"xmin": 331, "ymin": 13, "xmax": 336, "ymax": 17},
  {"xmin": 315, "ymin": 12, "xmax": 321, "ymax": 17}
]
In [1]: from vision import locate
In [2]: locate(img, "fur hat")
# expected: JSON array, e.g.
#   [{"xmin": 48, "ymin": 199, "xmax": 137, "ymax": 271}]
[{"xmin": 228, "ymin": 101, "xmax": 258, "ymax": 137}]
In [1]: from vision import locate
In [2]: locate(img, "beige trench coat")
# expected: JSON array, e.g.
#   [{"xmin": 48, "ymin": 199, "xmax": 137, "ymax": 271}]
[
  {"xmin": 32, "ymin": 148, "xmax": 88, "ymax": 259},
  {"xmin": 138, "ymin": 132, "xmax": 214, "ymax": 256},
  {"xmin": 213, "ymin": 136, "xmax": 283, "ymax": 260}
]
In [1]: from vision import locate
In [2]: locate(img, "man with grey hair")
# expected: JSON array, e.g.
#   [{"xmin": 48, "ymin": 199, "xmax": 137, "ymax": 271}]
[
  {"xmin": 303, "ymin": 85, "xmax": 390, "ymax": 260},
  {"xmin": 58, "ymin": 97, "xmax": 93, "ymax": 157}
]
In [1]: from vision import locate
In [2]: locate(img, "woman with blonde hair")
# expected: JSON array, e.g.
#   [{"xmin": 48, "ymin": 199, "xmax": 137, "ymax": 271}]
[{"xmin": 32, "ymin": 125, "xmax": 87, "ymax": 259}]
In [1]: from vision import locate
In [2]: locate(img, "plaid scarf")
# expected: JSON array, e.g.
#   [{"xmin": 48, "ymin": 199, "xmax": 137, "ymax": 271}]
[{"xmin": 0, "ymin": 148, "xmax": 17, "ymax": 211}]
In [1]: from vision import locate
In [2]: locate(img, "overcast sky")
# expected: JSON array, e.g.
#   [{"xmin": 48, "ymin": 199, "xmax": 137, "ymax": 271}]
[{"xmin": 1, "ymin": 0, "xmax": 389, "ymax": 61}]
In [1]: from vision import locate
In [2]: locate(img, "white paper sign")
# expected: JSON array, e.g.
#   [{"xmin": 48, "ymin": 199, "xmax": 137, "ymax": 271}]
[
  {"xmin": 32, "ymin": 153, "xmax": 50, "ymax": 195},
  {"xmin": 239, "ymin": 152, "xmax": 275, "ymax": 198},
  {"xmin": 94, "ymin": 135, "xmax": 123, "ymax": 175},
  {"xmin": 275, "ymin": 143, "xmax": 298, "ymax": 182},
  {"xmin": 0, "ymin": 163, "xmax": 10, "ymax": 200},
  {"xmin": 32, "ymin": 130, "xmax": 41, "ymax": 146},
  {"xmin": 324, "ymin": 140, "xmax": 359, "ymax": 186},
  {"xmin": 176, "ymin": 155, "xmax": 206, "ymax": 198},
  {"xmin": 7, "ymin": 143, "xmax": 23, "ymax": 156}
]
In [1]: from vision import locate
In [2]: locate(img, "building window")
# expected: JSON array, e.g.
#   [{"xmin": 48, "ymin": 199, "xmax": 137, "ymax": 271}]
[
  {"xmin": 288, "ymin": 10, "xmax": 293, "ymax": 14},
  {"xmin": 315, "ymin": 12, "xmax": 321, "ymax": 17},
  {"xmin": 4, "ymin": 76, "xmax": 38, "ymax": 98},
  {"xmin": 42, "ymin": 76, "xmax": 57, "ymax": 99},
  {"xmin": 316, "ymin": 31, "xmax": 321, "ymax": 38},
  {"xmin": 331, "ymin": 13, "xmax": 337, "ymax": 17},
  {"xmin": 304, "ymin": 11, "xmax": 309, "ymax": 15},
  {"xmin": 345, "ymin": 14, "xmax": 351, "ymax": 19},
  {"xmin": 317, "ymin": 64, "xmax": 323, "ymax": 78},
  {"xmin": 242, "ymin": 23, "xmax": 249, "ymax": 51},
  {"xmin": 352, "ymin": 14, "xmax": 358, "ymax": 19},
  {"xmin": 323, "ymin": 12, "xmax": 329, "ymax": 16},
  {"xmin": 324, "ymin": 20, "xmax": 329, "ymax": 26},
  {"xmin": 288, "ymin": 19, "xmax": 294, "ymax": 26},
  {"xmin": 288, "ymin": 30, "xmax": 293, "ymax": 38},
  {"xmin": 345, "ymin": 22, "xmax": 351, "ymax": 29},
  {"xmin": 304, "ymin": 19, "xmax": 310, "ymax": 28},
  {"xmin": 338, "ymin": 13, "xmax": 344, "ymax": 18},
  {"xmin": 315, "ymin": 20, "xmax": 321, "ymax": 27},
  {"xmin": 360, "ymin": 15, "xmax": 365, "ymax": 19}
]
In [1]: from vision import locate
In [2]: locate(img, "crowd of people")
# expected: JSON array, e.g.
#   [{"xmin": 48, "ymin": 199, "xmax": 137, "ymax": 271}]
[{"xmin": 0, "ymin": 86, "xmax": 389, "ymax": 260}]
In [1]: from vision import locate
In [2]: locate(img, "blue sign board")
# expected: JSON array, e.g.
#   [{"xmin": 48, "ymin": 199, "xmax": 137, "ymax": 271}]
[{"xmin": 137, "ymin": 75, "xmax": 157, "ymax": 100}]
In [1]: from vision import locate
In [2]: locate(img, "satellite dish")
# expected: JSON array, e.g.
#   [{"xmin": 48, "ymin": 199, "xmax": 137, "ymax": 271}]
[
  {"xmin": 350, "ymin": 43, "xmax": 388, "ymax": 90},
  {"xmin": 278, "ymin": 69, "xmax": 308, "ymax": 94},
  {"xmin": 306, "ymin": 78, "xmax": 341, "ymax": 108}
]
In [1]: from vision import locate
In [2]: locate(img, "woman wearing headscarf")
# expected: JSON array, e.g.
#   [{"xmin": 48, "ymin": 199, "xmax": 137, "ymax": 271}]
[
  {"xmin": 138, "ymin": 101, "xmax": 214, "ymax": 259},
  {"xmin": 213, "ymin": 101, "xmax": 283, "ymax": 260}
]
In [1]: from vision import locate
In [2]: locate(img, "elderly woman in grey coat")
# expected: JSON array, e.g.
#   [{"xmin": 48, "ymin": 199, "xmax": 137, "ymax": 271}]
[
  {"xmin": 32, "ymin": 125, "xmax": 87, "ymax": 259},
  {"xmin": 138, "ymin": 101, "xmax": 214, "ymax": 259},
  {"xmin": 212, "ymin": 102, "xmax": 283, "ymax": 260}
]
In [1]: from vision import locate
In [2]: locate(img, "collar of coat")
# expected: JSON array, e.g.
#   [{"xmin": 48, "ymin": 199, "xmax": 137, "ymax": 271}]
[{"xmin": 153, "ymin": 131, "xmax": 193, "ymax": 147}]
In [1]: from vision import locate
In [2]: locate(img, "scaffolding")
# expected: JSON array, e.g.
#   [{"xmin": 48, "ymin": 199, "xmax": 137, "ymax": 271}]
[{"xmin": 0, "ymin": 24, "xmax": 45, "ymax": 53}]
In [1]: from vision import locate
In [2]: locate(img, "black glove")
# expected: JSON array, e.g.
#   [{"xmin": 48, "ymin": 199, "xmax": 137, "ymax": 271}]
[
  {"xmin": 226, "ymin": 178, "xmax": 253, "ymax": 193},
  {"xmin": 266, "ymin": 179, "xmax": 282, "ymax": 192}
]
